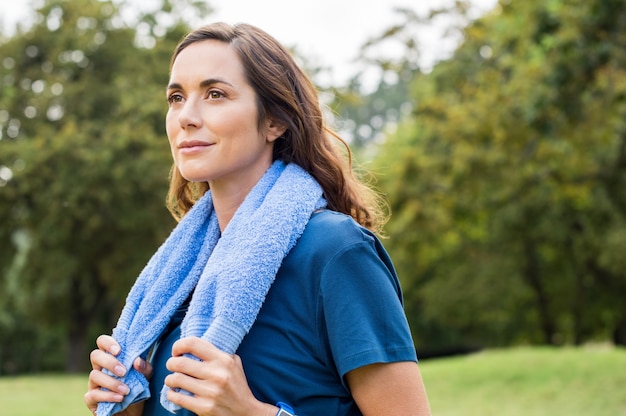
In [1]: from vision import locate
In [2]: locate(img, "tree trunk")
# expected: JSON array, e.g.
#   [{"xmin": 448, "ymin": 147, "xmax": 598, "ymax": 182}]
[
  {"xmin": 66, "ymin": 328, "xmax": 88, "ymax": 373},
  {"xmin": 613, "ymin": 318, "xmax": 626, "ymax": 346},
  {"xmin": 568, "ymin": 221, "xmax": 586, "ymax": 346},
  {"xmin": 65, "ymin": 273, "xmax": 95, "ymax": 373},
  {"xmin": 522, "ymin": 239, "xmax": 557, "ymax": 344}
]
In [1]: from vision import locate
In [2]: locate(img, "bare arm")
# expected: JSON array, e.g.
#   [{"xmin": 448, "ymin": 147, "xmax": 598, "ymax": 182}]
[{"xmin": 346, "ymin": 361, "xmax": 431, "ymax": 416}]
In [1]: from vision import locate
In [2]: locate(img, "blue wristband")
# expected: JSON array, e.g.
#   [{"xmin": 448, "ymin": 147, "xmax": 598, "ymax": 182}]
[{"xmin": 276, "ymin": 401, "xmax": 296, "ymax": 416}]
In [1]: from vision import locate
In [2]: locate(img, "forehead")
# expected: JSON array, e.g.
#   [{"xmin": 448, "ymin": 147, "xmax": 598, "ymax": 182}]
[{"xmin": 169, "ymin": 39, "xmax": 247, "ymax": 84}]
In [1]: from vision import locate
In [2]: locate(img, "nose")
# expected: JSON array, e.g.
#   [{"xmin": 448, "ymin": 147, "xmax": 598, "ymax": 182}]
[{"xmin": 178, "ymin": 97, "xmax": 202, "ymax": 129}]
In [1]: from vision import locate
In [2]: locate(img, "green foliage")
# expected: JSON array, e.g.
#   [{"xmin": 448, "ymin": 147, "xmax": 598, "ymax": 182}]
[
  {"xmin": 0, "ymin": 0, "xmax": 201, "ymax": 372},
  {"xmin": 375, "ymin": 0, "xmax": 626, "ymax": 352}
]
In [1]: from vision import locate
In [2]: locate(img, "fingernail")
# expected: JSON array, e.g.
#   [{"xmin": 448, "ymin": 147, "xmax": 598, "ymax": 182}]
[
  {"xmin": 110, "ymin": 345, "xmax": 121, "ymax": 355},
  {"xmin": 114, "ymin": 365, "xmax": 126, "ymax": 377},
  {"xmin": 118, "ymin": 385, "xmax": 130, "ymax": 395}
]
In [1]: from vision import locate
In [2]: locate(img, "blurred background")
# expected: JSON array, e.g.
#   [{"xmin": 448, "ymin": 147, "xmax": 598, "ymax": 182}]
[{"xmin": 1, "ymin": 0, "xmax": 626, "ymax": 414}]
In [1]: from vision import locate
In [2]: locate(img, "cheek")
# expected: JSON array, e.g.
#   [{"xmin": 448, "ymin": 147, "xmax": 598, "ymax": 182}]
[
  {"xmin": 165, "ymin": 118, "xmax": 178, "ymax": 162},
  {"xmin": 165, "ymin": 110, "xmax": 173, "ymax": 129},
  {"xmin": 165, "ymin": 114, "xmax": 177, "ymax": 143}
]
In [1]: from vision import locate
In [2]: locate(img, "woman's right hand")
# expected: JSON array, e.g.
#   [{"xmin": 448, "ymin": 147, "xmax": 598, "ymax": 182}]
[{"xmin": 84, "ymin": 335, "xmax": 152, "ymax": 416}]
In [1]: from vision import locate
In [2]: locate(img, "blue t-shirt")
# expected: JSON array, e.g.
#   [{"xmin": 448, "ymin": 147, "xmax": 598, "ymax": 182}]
[{"xmin": 143, "ymin": 210, "xmax": 417, "ymax": 416}]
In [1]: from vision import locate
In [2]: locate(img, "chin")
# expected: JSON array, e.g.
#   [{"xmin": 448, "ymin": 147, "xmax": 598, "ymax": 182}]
[
  {"xmin": 183, "ymin": 176, "xmax": 210, "ymax": 183},
  {"xmin": 176, "ymin": 165, "xmax": 210, "ymax": 182},
  {"xmin": 178, "ymin": 171, "xmax": 210, "ymax": 183}
]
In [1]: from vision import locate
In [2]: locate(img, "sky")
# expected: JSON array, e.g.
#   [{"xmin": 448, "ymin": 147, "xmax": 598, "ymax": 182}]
[{"xmin": 0, "ymin": 0, "xmax": 498, "ymax": 87}]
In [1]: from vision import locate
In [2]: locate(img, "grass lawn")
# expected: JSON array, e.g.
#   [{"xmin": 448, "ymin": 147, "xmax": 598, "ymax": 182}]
[
  {"xmin": 0, "ymin": 345, "xmax": 624, "ymax": 415},
  {"xmin": 420, "ymin": 345, "xmax": 626, "ymax": 415},
  {"xmin": 0, "ymin": 373, "xmax": 87, "ymax": 415}
]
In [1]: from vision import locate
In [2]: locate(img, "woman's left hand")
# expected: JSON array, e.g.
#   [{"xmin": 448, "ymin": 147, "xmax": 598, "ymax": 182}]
[{"xmin": 164, "ymin": 337, "xmax": 275, "ymax": 416}]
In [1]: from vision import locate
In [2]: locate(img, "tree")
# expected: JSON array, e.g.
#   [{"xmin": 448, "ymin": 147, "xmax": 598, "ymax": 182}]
[
  {"xmin": 373, "ymin": 0, "xmax": 626, "ymax": 352},
  {"xmin": 0, "ymin": 0, "xmax": 208, "ymax": 372},
  {"xmin": 329, "ymin": 2, "xmax": 487, "ymax": 151}
]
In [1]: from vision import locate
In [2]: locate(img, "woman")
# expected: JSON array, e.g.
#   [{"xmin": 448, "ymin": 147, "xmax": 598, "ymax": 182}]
[{"xmin": 85, "ymin": 22, "xmax": 431, "ymax": 416}]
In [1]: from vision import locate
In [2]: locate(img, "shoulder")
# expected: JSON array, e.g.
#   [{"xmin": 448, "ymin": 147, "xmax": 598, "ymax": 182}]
[
  {"xmin": 301, "ymin": 209, "xmax": 379, "ymax": 250},
  {"xmin": 291, "ymin": 209, "xmax": 392, "ymax": 271},
  {"xmin": 289, "ymin": 210, "xmax": 398, "ymax": 289}
]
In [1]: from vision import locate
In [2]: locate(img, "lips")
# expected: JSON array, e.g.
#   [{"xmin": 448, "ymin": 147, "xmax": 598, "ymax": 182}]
[
  {"xmin": 178, "ymin": 140, "xmax": 213, "ymax": 154},
  {"xmin": 178, "ymin": 140, "xmax": 211, "ymax": 149}
]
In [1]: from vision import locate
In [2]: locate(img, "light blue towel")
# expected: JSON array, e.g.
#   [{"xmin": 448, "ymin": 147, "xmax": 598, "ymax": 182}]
[{"xmin": 96, "ymin": 161, "xmax": 326, "ymax": 416}]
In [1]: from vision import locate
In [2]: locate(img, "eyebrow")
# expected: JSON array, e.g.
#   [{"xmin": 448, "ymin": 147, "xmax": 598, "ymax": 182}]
[{"xmin": 166, "ymin": 78, "xmax": 234, "ymax": 91}]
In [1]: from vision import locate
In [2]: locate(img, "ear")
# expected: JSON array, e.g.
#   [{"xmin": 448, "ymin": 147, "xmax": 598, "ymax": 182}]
[{"xmin": 265, "ymin": 118, "xmax": 287, "ymax": 143}]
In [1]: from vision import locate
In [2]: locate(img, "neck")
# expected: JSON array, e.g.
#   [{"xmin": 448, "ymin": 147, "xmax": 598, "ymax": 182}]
[
  {"xmin": 210, "ymin": 175, "xmax": 263, "ymax": 232},
  {"xmin": 211, "ymin": 189, "xmax": 247, "ymax": 232},
  {"xmin": 208, "ymin": 161, "xmax": 274, "ymax": 232}
]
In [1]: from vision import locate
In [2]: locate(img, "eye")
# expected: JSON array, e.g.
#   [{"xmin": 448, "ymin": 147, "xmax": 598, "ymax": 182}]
[
  {"xmin": 207, "ymin": 90, "xmax": 224, "ymax": 100},
  {"xmin": 167, "ymin": 93, "xmax": 184, "ymax": 105}
]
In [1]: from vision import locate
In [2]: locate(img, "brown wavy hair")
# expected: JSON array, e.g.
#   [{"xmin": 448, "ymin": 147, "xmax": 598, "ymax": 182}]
[{"xmin": 166, "ymin": 22, "xmax": 388, "ymax": 233}]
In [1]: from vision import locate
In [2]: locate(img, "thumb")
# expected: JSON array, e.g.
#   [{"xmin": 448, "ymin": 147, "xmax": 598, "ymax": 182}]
[{"xmin": 133, "ymin": 357, "xmax": 154, "ymax": 381}]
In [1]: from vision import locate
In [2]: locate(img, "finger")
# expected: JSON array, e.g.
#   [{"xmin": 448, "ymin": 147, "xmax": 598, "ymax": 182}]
[
  {"xmin": 96, "ymin": 334, "xmax": 121, "ymax": 356},
  {"xmin": 90, "ymin": 349, "xmax": 127, "ymax": 377},
  {"xmin": 171, "ymin": 337, "xmax": 225, "ymax": 360},
  {"xmin": 166, "ymin": 352, "xmax": 235, "ymax": 391},
  {"xmin": 133, "ymin": 357, "xmax": 154, "ymax": 380},
  {"xmin": 87, "ymin": 369, "xmax": 131, "ymax": 396},
  {"xmin": 85, "ymin": 371, "xmax": 129, "ymax": 413},
  {"xmin": 164, "ymin": 371, "xmax": 216, "ymax": 404},
  {"xmin": 165, "ymin": 383, "xmax": 210, "ymax": 415},
  {"xmin": 84, "ymin": 389, "xmax": 99, "ymax": 415},
  {"xmin": 84, "ymin": 387, "xmax": 125, "ymax": 409},
  {"xmin": 166, "ymin": 355, "xmax": 206, "ymax": 379}
]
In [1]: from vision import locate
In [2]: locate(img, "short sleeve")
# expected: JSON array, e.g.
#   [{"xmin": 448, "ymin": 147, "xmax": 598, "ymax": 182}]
[{"xmin": 319, "ymin": 232, "xmax": 417, "ymax": 382}]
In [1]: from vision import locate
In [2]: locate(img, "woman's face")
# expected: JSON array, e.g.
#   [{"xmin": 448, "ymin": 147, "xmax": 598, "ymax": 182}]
[{"xmin": 166, "ymin": 40, "xmax": 283, "ymax": 193}]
